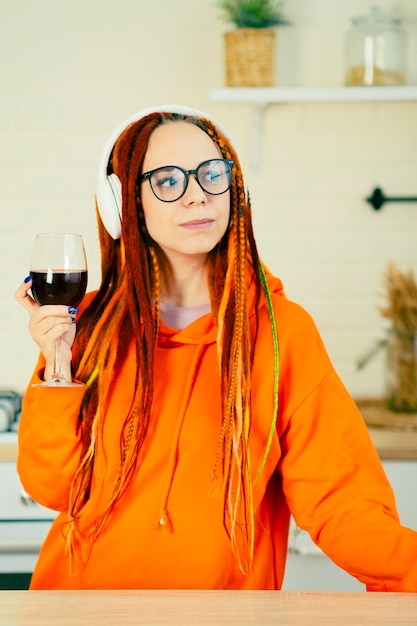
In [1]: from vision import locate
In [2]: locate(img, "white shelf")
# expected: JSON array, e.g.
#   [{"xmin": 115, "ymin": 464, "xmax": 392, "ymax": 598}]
[
  {"xmin": 209, "ymin": 86, "xmax": 417, "ymax": 169},
  {"xmin": 209, "ymin": 85, "xmax": 417, "ymax": 104}
]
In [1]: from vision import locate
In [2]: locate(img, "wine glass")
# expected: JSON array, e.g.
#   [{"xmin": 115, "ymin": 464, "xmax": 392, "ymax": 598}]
[{"xmin": 29, "ymin": 233, "xmax": 88, "ymax": 387}]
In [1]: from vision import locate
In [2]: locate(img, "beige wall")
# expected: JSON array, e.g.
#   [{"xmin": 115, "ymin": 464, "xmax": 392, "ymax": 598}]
[{"xmin": 2, "ymin": 0, "xmax": 417, "ymax": 398}]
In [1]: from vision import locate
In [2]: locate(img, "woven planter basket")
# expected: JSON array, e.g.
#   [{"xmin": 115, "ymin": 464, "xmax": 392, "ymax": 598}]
[{"xmin": 224, "ymin": 28, "xmax": 276, "ymax": 87}]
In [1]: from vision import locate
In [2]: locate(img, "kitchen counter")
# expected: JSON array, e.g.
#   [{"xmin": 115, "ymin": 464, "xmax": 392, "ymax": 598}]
[
  {"xmin": 0, "ymin": 590, "xmax": 416, "ymax": 625},
  {"xmin": 355, "ymin": 399, "xmax": 417, "ymax": 460},
  {"xmin": 0, "ymin": 433, "xmax": 18, "ymax": 462},
  {"xmin": 1, "ymin": 399, "xmax": 417, "ymax": 462}
]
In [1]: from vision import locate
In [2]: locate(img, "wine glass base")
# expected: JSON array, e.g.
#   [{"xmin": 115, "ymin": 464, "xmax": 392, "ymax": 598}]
[{"xmin": 31, "ymin": 377, "xmax": 85, "ymax": 388}]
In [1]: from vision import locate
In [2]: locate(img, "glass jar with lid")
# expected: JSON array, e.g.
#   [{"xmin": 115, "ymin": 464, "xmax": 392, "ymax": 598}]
[{"xmin": 346, "ymin": 6, "xmax": 406, "ymax": 86}]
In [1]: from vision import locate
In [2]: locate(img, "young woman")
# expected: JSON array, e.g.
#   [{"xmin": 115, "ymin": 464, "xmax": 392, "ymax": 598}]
[{"xmin": 15, "ymin": 105, "xmax": 417, "ymax": 591}]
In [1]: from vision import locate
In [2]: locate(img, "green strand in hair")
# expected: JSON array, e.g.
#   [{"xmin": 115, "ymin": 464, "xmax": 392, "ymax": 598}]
[
  {"xmin": 255, "ymin": 262, "xmax": 279, "ymax": 482},
  {"xmin": 86, "ymin": 365, "xmax": 99, "ymax": 388}
]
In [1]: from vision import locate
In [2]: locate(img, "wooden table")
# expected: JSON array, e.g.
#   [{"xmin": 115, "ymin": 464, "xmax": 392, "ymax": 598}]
[{"xmin": 0, "ymin": 590, "xmax": 416, "ymax": 625}]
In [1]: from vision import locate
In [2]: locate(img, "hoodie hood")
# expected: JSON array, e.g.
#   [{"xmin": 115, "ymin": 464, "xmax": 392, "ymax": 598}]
[{"xmin": 157, "ymin": 264, "xmax": 285, "ymax": 348}]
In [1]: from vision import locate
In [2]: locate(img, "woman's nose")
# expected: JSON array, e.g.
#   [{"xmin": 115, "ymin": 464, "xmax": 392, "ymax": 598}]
[{"xmin": 182, "ymin": 174, "xmax": 206, "ymax": 204}]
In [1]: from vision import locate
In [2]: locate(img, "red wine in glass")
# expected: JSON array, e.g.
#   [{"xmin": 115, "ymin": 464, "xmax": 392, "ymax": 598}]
[{"xmin": 30, "ymin": 270, "xmax": 88, "ymax": 307}]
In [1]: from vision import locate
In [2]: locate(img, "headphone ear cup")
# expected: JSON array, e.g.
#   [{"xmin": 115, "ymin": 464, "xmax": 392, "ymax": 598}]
[{"xmin": 96, "ymin": 174, "xmax": 122, "ymax": 240}]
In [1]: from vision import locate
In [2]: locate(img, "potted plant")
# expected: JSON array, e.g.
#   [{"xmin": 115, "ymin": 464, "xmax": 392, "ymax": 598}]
[
  {"xmin": 357, "ymin": 262, "xmax": 417, "ymax": 415},
  {"xmin": 215, "ymin": 0, "xmax": 291, "ymax": 86}
]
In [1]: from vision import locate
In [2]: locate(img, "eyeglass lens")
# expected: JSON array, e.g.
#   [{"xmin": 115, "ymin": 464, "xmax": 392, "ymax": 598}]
[{"xmin": 146, "ymin": 159, "xmax": 233, "ymax": 202}]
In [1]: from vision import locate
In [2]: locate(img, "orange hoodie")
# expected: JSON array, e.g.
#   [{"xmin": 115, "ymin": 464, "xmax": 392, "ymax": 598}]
[{"xmin": 17, "ymin": 270, "xmax": 417, "ymax": 590}]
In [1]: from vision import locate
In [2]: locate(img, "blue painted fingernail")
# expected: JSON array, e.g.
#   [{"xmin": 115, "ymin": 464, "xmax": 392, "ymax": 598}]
[
  {"xmin": 71, "ymin": 316, "xmax": 76, "ymax": 324},
  {"xmin": 68, "ymin": 307, "xmax": 78, "ymax": 314},
  {"xmin": 24, "ymin": 276, "xmax": 32, "ymax": 283}
]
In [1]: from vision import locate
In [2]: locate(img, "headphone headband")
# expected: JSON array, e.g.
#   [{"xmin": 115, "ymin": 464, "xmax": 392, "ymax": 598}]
[{"xmin": 96, "ymin": 104, "xmax": 240, "ymax": 239}]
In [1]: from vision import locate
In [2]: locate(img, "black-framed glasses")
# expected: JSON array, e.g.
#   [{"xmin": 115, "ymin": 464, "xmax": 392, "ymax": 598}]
[{"xmin": 141, "ymin": 158, "xmax": 234, "ymax": 203}]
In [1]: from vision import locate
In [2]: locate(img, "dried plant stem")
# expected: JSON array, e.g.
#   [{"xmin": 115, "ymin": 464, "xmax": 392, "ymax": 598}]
[
  {"xmin": 380, "ymin": 263, "xmax": 417, "ymax": 413},
  {"xmin": 380, "ymin": 262, "xmax": 417, "ymax": 331}
]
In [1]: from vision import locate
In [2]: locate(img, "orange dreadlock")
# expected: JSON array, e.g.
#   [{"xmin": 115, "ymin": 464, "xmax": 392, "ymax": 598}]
[{"xmin": 68, "ymin": 112, "xmax": 263, "ymax": 573}]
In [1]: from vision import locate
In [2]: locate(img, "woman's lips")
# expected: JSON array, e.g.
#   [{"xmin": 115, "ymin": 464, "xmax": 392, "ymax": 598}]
[{"xmin": 180, "ymin": 219, "xmax": 214, "ymax": 230}]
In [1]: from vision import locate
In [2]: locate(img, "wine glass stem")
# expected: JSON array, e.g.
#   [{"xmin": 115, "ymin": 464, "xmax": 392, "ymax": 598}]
[{"xmin": 52, "ymin": 338, "xmax": 63, "ymax": 380}]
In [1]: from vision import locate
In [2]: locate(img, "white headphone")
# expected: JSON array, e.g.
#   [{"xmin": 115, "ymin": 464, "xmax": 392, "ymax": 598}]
[{"xmin": 96, "ymin": 104, "xmax": 240, "ymax": 240}]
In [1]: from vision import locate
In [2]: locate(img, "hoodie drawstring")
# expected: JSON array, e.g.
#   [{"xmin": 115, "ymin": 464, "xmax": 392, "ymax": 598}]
[{"xmin": 156, "ymin": 341, "xmax": 207, "ymax": 531}]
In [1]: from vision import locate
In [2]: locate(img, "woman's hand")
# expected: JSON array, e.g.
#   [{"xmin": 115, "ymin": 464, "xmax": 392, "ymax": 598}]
[{"xmin": 15, "ymin": 277, "xmax": 78, "ymax": 381}]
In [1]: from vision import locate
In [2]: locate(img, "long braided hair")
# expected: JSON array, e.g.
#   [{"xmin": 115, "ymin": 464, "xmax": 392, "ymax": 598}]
[{"xmin": 70, "ymin": 111, "xmax": 264, "ymax": 572}]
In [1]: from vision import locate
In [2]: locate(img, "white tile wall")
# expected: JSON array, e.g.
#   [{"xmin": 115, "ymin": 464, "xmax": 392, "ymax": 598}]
[{"xmin": 2, "ymin": 0, "xmax": 417, "ymax": 401}]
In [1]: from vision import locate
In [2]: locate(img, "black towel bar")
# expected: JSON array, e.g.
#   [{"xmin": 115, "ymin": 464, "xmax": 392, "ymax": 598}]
[{"xmin": 366, "ymin": 187, "xmax": 417, "ymax": 211}]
